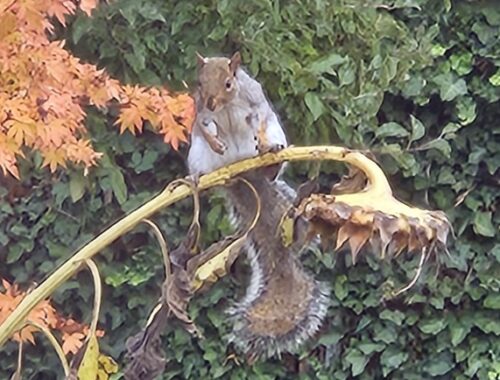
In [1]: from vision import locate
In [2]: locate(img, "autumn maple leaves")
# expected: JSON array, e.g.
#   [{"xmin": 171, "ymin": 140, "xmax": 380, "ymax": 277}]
[{"xmin": 0, "ymin": 0, "xmax": 195, "ymax": 179}]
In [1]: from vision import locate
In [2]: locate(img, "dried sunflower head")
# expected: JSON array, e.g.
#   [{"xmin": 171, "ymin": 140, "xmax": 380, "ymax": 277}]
[{"xmin": 295, "ymin": 188, "xmax": 451, "ymax": 263}]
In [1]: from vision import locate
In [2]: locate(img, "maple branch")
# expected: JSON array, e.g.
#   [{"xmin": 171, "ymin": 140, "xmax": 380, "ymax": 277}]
[{"xmin": 0, "ymin": 146, "xmax": 389, "ymax": 345}]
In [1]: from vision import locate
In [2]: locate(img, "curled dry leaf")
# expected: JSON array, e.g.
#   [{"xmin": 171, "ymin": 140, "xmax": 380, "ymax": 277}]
[
  {"xmin": 331, "ymin": 166, "xmax": 368, "ymax": 195},
  {"xmin": 296, "ymin": 187, "xmax": 451, "ymax": 262},
  {"xmin": 124, "ymin": 304, "xmax": 169, "ymax": 380},
  {"xmin": 124, "ymin": 219, "xmax": 200, "ymax": 380},
  {"xmin": 124, "ymin": 177, "xmax": 261, "ymax": 379}
]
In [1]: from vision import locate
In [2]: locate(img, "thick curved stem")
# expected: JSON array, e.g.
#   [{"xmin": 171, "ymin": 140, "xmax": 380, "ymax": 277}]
[
  {"xmin": 0, "ymin": 146, "xmax": 388, "ymax": 346},
  {"xmin": 85, "ymin": 259, "xmax": 101, "ymax": 337},
  {"xmin": 27, "ymin": 321, "xmax": 70, "ymax": 376}
]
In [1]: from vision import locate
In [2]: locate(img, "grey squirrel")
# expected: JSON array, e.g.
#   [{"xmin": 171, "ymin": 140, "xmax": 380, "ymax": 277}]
[{"xmin": 187, "ymin": 52, "xmax": 329, "ymax": 362}]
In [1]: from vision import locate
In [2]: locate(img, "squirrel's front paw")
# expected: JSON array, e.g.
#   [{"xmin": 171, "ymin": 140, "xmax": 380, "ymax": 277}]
[
  {"xmin": 256, "ymin": 141, "xmax": 285, "ymax": 154},
  {"xmin": 211, "ymin": 138, "xmax": 228, "ymax": 155},
  {"xmin": 201, "ymin": 119, "xmax": 227, "ymax": 155}
]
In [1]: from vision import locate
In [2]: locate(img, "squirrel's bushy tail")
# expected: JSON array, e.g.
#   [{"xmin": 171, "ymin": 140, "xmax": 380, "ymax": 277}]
[{"xmin": 225, "ymin": 170, "xmax": 330, "ymax": 361}]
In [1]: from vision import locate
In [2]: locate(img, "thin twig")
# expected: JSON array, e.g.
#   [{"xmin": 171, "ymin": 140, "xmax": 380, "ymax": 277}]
[
  {"xmin": 141, "ymin": 219, "xmax": 171, "ymax": 279},
  {"xmin": 84, "ymin": 259, "xmax": 101, "ymax": 336},
  {"xmin": 392, "ymin": 248, "xmax": 427, "ymax": 297},
  {"xmin": 12, "ymin": 340, "xmax": 23, "ymax": 379},
  {"xmin": 236, "ymin": 177, "xmax": 261, "ymax": 233}
]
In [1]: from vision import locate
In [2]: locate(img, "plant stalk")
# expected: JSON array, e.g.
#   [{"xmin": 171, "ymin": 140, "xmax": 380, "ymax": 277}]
[{"xmin": 0, "ymin": 146, "xmax": 389, "ymax": 345}]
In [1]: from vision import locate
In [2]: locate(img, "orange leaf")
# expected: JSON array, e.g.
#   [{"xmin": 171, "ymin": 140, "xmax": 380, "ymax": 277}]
[
  {"xmin": 6, "ymin": 117, "xmax": 37, "ymax": 145},
  {"xmin": 115, "ymin": 104, "xmax": 143, "ymax": 135},
  {"xmin": 79, "ymin": 0, "xmax": 99, "ymax": 16},
  {"xmin": 62, "ymin": 332, "xmax": 87, "ymax": 355},
  {"xmin": 0, "ymin": 134, "xmax": 21, "ymax": 179},
  {"xmin": 162, "ymin": 122, "xmax": 188, "ymax": 151},
  {"xmin": 41, "ymin": 148, "xmax": 67, "ymax": 172},
  {"xmin": 45, "ymin": 0, "xmax": 76, "ymax": 26}
]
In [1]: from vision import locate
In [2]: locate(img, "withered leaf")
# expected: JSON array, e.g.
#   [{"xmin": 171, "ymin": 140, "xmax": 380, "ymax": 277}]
[
  {"xmin": 279, "ymin": 211, "xmax": 295, "ymax": 248},
  {"xmin": 124, "ymin": 304, "xmax": 168, "ymax": 380},
  {"xmin": 294, "ymin": 178, "xmax": 320, "ymax": 207},
  {"xmin": 188, "ymin": 233, "xmax": 246, "ymax": 291},
  {"xmin": 331, "ymin": 166, "xmax": 367, "ymax": 195},
  {"xmin": 347, "ymin": 226, "xmax": 372, "ymax": 264}
]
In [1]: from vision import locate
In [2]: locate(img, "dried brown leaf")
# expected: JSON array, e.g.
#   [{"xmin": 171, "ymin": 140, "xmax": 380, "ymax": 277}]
[
  {"xmin": 331, "ymin": 166, "xmax": 367, "ymax": 195},
  {"xmin": 348, "ymin": 226, "xmax": 372, "ymax": 264}
]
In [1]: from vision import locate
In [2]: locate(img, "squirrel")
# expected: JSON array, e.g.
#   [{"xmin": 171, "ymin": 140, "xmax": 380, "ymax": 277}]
[{"xmin": 187, "ymin": 52, "xmax": 329, "ymax": 362}]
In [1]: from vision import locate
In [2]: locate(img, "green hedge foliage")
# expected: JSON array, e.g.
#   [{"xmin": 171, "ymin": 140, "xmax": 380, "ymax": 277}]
[{"xmin": 1, "ymin": 0, "xmax": 499, "ymax": 379}]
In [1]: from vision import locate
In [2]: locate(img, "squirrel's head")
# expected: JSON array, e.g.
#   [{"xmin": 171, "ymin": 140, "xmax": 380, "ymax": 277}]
[{"xmin": 196, "ymin": 51, "xmax": 241, "ymax": 112}]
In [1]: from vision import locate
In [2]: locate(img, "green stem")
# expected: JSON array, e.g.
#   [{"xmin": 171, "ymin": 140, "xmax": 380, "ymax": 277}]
[
  {"xmin": 85, "ymin": 260, "xmax": 101, "ymax": 336},
  {"xmin": 0, "ymin": 146, "xmax": 389, "ymax": 346},
  {"xmin": 27, "ymin": 321, "xmax": 70, "ymax": 376}
]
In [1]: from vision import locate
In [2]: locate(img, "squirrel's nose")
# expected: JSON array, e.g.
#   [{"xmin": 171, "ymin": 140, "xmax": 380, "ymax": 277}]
[{"xmin": 207, "ymin": 97, "xmax": 216, "ymax": 111}]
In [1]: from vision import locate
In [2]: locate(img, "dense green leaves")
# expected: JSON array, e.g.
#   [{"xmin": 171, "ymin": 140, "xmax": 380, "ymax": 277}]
[{"xmin": 1, "ymin": 0, "xmax": 500, "ymax": 379}]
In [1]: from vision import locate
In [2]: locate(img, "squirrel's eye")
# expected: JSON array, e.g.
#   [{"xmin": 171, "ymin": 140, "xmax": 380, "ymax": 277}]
[{"xmin": 225, "ymin": 79, "xmax": 232, "ymax": 90}]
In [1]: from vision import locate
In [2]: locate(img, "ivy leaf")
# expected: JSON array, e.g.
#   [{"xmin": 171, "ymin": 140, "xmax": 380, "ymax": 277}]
[
  {"xmin": 334, "ymin": 275, "xmax": 348, "ymax": 301},
  {"xmin": 473, "ymin": 211, "xmax": 495, "ymax": 237},
  {"xmin": 448, "ymin": 317, "xmax": 471, "ymax": 346},
  {"xmin": 380, "ymin": 309, "xmax": 405, "ymax": 326},
  {"xmin": 425, "ymin": 352, "xmax": 454, "ymax": 376},
  {"xmin": 424, "ymin": 139, "xmax": 451, "ymax": 158},
  {"xmin": 304, "ymin": 92, "xmax": 325, "ymax": 121},
  {"xmin": 456, "ymin": 97, "xmax": 477, "ymax": 125},
  {"xmin": 472, "ymin": 21, "xmax": 496, "ymax": 45},
  {"xmin": 483, "ymin": 293, "xmax": 500, "ymax": 309},
  {"xmin": 109, "ymin": 168, "xmax": 128, "ymax": 205},
  {"xmin": 409, "ymin": 115, "xmax": 425, "ymax": 143},
  {"xmin": 442, "ymin": 122, "xmax": 461, "ymax": 136},
  {"xmin": 319, "ymin": 331, "xmax": 344, "ymax": 345},
  {"xmin": 69, "ymin": 172, "xmax": 86, "ymax": 202},
  {"xmin": 440, "ymin": 79, "xmax": 467, "ymax": 101},
  {"xmin": 308, "ymin": 53, "xmax": 346, "ymax": 74},
  {"xmin": 419, "ymin": 318, "xmax": 447, "ymax": 334},
  {"xmin": 431, "ymin": 44, "xmax": 447, "ymax": 57},
  {"xmin": 489, "ymin": 70, "xmax": 500, "ymax": 86},
  {"xmin": 345, "ymin": 348, "xmax": 369, "ymax": 376},
  {"xmin": 380, "ymin": 346, "xmax": 408, "ymax": 377},
  {"xmin": 376, "ymin": 122, "xmax": 409, "ymax": 139},
  {"xmin": 358, "ymin": 341, "xmax": 385, "ymax": 355}
]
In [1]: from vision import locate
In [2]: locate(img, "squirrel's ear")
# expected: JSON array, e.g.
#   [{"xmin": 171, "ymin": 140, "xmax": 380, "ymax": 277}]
[
  {"xmin": 196, "ymin": 52, "xmax": 207, "ymax": 68},
  {"xmin": 229, "ymin": 51, "xmax": 241, "ymax": 74}
]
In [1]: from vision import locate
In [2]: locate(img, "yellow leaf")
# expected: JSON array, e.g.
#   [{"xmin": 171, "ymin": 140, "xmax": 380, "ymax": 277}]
[
  {"xmin": 97, "ymin": 354, "xmax": 118, "ymax": 380},
  {"xmin": 77, "ymin": 335, "xmax": 99, "ymax": 380},
  {"xmin": 279, "ymin": 212, "xmax": 295, "ymax": 247},
  {"xmin": 41, "ymin": 149, "xmax": 67, "ymax": 173},
  {"xmin": 6, "ymin": 118, "xmax": 36, "ymax": 146}
]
